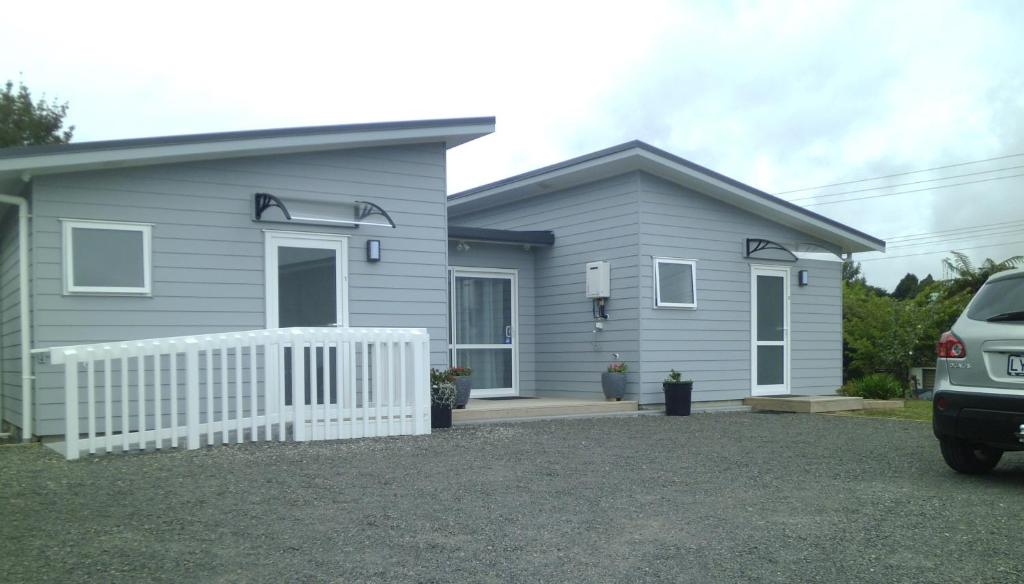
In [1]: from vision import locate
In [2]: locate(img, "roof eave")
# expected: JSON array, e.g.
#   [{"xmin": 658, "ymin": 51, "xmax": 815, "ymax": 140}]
[{"xmin": 0, "ymin": 117, "xmax": 495, "ymax": 183}]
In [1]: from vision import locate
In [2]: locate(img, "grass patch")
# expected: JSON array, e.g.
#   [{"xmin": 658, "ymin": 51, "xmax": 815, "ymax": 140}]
[{"xmin": 837, "ymin": 399, "xmax": 932, "ymax": 422}]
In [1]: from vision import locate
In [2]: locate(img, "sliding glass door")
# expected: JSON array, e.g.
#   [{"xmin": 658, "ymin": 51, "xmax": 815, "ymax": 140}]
[{"xmin": 449, "ymin": 268, "xmax": 518, "ymax": 397}]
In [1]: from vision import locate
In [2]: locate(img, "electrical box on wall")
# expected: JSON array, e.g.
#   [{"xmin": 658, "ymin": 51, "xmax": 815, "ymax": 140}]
[{"xmin": 586, "ymin": 261, "xmax": 611, "ymax": 298}]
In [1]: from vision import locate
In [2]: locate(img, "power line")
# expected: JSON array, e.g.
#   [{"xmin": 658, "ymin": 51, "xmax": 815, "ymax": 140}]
[
  {"xmin": 883, "ymin": 218, "xmax": 1024, "ymax": 242},
  {"xmin": 887, "ymin": 228, "xmax": 1024, "ymax": 249},
  {"xmin": 788, "ymin": 164, "xmax": 1024, "ymax": 203},
  {"xmin": 801, "ymin": 171, "xmax": 1024, "ymax": 207},
  {"xmin": 858, "ymin": 238, "xmax": 1024, "ymax": 262},
  {"xmin": 774, "ymin": 151, "xmax": 1024, "ymax": 195}
]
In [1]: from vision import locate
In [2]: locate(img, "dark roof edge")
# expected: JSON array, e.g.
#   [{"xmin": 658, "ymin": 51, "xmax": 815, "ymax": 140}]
[
  {"xmin": 0, "ymin": 116, "xmax": 497, "ymax": 160},
  {"xmin": 450, "ymin": 140, "xmax": 885, "ymax": 249},
  {"xmin": 447, "ymin": 226, "xmax": 555, "ymax": 246}
]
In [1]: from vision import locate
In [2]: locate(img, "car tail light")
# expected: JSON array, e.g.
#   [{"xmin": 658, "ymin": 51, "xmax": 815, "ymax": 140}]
[
  {"xmin": 935, "ymin": 395, "xmax": 949, "ymax": 411},
  {"xmin": 937, "ymin": 331, "xmax": 967, "ymax": 359}
]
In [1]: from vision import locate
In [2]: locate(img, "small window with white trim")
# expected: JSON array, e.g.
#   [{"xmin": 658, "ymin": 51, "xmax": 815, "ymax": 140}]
[
  {"xmin": 62, "ymin": 219, "xmax": 152, "ymax": 295},
  {"xmin": 654, "ymin": 258, "xmax": 697, "ymax": 308}
]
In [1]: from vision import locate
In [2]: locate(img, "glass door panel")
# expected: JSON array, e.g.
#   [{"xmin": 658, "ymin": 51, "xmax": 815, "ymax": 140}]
[
  {"xmin": 455, "ymin": 277, "xmax": 512, "ymax": 345},
  {"xmin": 456, "ymin": 349, "xmax": 514, "ymax": 389},
  {"xmin": 278, "ymin": 247, "xmax": 337, "ymax": 327},
  {"xmin": 752, "ymin": 267, "xmax": 789, "ymax": 395},
  {"xmin": 450, "ymin": 270, "xmax": 517, "ymax": 396}
]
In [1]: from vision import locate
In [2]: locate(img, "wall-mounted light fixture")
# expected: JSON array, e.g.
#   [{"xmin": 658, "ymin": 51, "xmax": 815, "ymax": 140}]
[
  {"xmin": 367, "ymin": 239, "xmax": 382, "ymax": 262},
  {"xmin": 798, "ymin": 269, "xmax": 809, "ymax": 286}
]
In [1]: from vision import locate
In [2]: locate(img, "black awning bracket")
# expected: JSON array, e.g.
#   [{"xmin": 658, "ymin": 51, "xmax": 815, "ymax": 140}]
[
  {"xmin": 254, "ymin": 192, "xmax": 291, "ymax": 220},
  {"xmin": 354, "ymin": 201, "xmax": 397, "ymax": 229},
  {"xmin": 745, "ymin": 238, "xmax": 798, "ymax": 262},
  {"xmin": 252, "ymin": 192, "xmax": 397, "ymax": 229}
]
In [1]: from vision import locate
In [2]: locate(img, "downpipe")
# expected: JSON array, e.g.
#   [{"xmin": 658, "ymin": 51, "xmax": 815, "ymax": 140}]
[{"xmin": 0, "ymin": 193, "xmax": 32, "ymax": 441}]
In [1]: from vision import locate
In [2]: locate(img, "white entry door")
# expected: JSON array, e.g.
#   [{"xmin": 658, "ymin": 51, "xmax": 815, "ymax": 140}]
[
  {"xmin": 265, "ymin": 231, "xmax": 349, "ymax": 329},
  {"xmin": 265, "ymin": 232, "xmax": 349, "ymax": 408},
  {"xmin": 751, "ymin": 265, "xmax": 790, "ymax": 396},
  {"xmin": 449, "ymin": 267, "xmax": 518, "ymax": 397}
]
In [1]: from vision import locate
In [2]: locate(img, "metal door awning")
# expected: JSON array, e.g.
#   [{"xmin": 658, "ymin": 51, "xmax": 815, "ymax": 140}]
[
  {"xmin": 745, "ymin": 238, "xmax": 797, "ymax": 262},
  {"xmin": 253, "ymin": 192, "xmax": 396, "ymax": 228}
]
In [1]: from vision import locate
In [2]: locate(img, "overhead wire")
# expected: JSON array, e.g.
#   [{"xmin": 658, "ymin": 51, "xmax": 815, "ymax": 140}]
[
  {"xmin": 858, "ymin": 238, "xmax": 1024, "ymax": 261},
  {"xmin": 799, "ymin": 171, "xmax": 1024, "ymax": 206},
  {"xmin": 774, "ymin": 151, "xmax": 1024, "ymax": 195},
  {"xmin": 788, "ymin": 164, "xmax": 1024, "ymax": 203}
]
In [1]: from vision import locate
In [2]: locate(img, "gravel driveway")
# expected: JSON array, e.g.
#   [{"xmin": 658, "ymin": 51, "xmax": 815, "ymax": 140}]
[{"xmin": 2, "ymin": 412, "xmax": 1022, "ymax": 583}]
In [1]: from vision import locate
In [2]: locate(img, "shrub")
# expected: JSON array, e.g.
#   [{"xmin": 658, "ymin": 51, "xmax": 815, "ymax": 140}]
[
  {"xmin": 607, "ymin": 362, "xmax": 628, "ymax": 373},
  {"xmin": 840, "ymin": 373, "xmax": 904, "ymax": 400}
]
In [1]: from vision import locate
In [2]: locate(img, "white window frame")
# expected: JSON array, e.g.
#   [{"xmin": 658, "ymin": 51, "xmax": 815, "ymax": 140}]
[
  {"xmin": 62, "ymin": 219, "xmax": 153, "ymax": 295},
  {"xmin": 653, "ymin": 257, "xmax": 698, "ymax": 309}
]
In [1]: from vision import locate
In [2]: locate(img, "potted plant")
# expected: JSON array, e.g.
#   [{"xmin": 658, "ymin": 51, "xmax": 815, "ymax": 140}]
[
  {"xmin": 602, "ymin": 361, "xmax": 628, "ymax": 401},
  {"xmin": 450, "ymin": 366, "xmax": 473, "ymax": 409},
  {"xmin": 663, "ymin": 369, "xmax": 693, "ymax": 416},
  {"xmin": 430, "ymin": 368, "xmax": 456, "ymax": 429}
]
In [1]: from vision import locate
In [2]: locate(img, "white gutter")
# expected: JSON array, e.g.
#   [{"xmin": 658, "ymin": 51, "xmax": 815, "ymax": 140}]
[{"xmin": 0, "ymin": 193, "xmax": 32, "ymax": 441}]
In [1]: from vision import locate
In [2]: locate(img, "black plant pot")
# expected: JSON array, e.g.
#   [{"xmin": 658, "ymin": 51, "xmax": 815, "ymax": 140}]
[
  {"xmin": 663, "ymin": 381, "xmax": 693, "ymax": 416},
  {"xmin": 431, "ymin": 403, "xmax": 453, "ymax": 429},
  {"xmin": 454, "ymin": 377, "xmax": 472, "ymax": 409}
]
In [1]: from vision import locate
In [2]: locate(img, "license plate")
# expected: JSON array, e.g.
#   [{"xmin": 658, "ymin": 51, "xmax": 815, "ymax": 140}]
[{"xmin": 1010, "ymin": 354, "xmax": 1024, "ymax": 377}]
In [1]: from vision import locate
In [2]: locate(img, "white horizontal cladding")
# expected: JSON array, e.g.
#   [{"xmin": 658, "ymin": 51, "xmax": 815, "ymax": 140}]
[{"xmin": 48, "ymin": 327, "xmax": 432, "ymax": 460}]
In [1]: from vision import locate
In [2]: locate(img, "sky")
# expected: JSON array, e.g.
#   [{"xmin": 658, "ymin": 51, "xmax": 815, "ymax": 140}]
[{"xmin": 3, "ymin": 0, "xmax": 1023, "ymax": 290}]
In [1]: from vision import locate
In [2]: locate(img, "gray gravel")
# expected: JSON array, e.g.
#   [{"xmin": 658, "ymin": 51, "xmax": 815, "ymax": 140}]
[{"xmin": 2, "ymin": 412, "xmax": 1022, "ymax": 583}]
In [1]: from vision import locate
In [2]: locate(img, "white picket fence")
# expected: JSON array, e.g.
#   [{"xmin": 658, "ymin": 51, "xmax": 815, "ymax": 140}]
[{"xmin": 43, "ymin": 327, "xmax": 432, "ymax": 460}]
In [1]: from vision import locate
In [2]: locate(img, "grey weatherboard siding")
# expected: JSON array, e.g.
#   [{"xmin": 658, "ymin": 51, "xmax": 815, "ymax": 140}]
[
  {"xmin": 30, "ymin": 143, "xmax": 451, "ymax": 436},
  {"xmin": 450, "ymin": 173, "xmax": 645, "ymax": 401},
  {"xmin": 636, "ymin": 173, "xmax": 841, "ymax": 403},
  {"xmin": 1, "ymin": 209, "xmax": 22, "ymax": 429},
  {"xmin": 450, "ymin": 171, "xmax": 843, "ymax": 404}
]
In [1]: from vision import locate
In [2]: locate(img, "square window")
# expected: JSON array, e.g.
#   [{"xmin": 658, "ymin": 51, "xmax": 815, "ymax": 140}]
[
  {"xmin": 62, "ymin": 220, "xmax": 152, "ymax": 295},
  {"xmin": 654, "ymin": 258, "xmax": 697, "ymax": 308}
]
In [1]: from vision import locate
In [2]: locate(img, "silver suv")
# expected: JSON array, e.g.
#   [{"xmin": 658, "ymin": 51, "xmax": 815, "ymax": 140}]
[{"xmin": 934, "ymin": 267, "xmax": 1024, "ymax": 474}]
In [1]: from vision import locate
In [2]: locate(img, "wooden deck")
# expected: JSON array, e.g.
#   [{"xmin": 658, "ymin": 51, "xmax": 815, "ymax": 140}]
[
  {"xmin": 453, "ymin": 398, "xmax": 639, "ymax": 423},
  {"xmin": 743, "ymin": 395, "xmax": 865, "ymax": 413}
]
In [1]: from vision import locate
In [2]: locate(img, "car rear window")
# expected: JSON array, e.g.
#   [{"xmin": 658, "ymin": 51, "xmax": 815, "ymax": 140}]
[{"xmin": 967, "ymin": 275, "xmax": 1024, "ymax": 321}]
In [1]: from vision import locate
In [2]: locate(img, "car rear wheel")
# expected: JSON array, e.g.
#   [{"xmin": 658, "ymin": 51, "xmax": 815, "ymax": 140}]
[{"xmin": 939, "ymin": 437, "xmax": 1003, "ymax": 474}]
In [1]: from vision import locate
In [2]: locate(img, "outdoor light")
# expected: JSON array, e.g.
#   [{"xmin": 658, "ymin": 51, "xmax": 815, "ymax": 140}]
[
  {"xmin": 798, "ymin": 269, "xmax": 809, "ymax": 286},
  {"xmin": 367, "ymin": 239, "xmax": 381, "ymax": 262}
]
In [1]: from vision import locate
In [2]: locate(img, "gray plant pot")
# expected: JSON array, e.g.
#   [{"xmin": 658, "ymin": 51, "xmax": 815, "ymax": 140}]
[
  {"xmin": 601, "ymin": 372, "xmax": 627, "ymax": 401},
  {"xmin": 454, "ymin": 377, "xmax": 472, "ymax": 409}
]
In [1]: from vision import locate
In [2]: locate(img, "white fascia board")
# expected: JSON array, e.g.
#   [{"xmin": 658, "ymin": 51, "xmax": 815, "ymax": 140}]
[{"xmin": 0, "ymin": 121, "xmax": 494, "ymax": 178}]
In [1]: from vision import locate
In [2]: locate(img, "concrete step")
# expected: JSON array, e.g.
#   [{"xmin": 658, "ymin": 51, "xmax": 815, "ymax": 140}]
[
  {"xmin": 454, "ymin": 398, "xmax": 638, "ymax": 424},
  {"xmin": 863, "ymin": 399, "xmax": 906, "ymax": 410},
  {"xmin": 743, "ymin": 395, "xmax": 864, "ymax": 413}
]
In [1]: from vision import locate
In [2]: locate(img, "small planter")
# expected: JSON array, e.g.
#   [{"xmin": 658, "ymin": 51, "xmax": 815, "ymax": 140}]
[
  {"xmin": 601, "ymin": 372, "xmax": 627, "ymax": 401},
  {"xmin": 454, "ymin": 377, "xmax": 472, "ymax": 409},
  {"xmin": 663, "ymin": 381, "xmax": 693, "ymax": 416},
  {"xmin": 431, "ymin": 403, "xmax": 453, "ymax": 429}
]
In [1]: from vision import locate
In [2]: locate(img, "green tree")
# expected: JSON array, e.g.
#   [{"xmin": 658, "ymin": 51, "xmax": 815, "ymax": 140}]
[
  {"xmin": 891, "ymin": 273, "xmax": 920, "ymax": 300},
  {"xmin": 842, "ymin": 259, "xmax": 863, "ymax": 284},
  {"xmin": 942, "ymin": 251, "xmax": 1023, "ymax": 296},
  {"xmin": 843, "ymin": 280, "xmax": 971, "ymax": 384},
  {"xmin": 0, "ymin": 79, "xmax": 74, "ymax": 148}
]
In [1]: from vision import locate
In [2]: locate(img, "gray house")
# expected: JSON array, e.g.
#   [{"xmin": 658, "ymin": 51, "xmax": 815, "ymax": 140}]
[
  {"xmin": 0, "ymin": 117, "xmax": 884, "ymax": 449},
  {"xmin": 446, "ymin": 142, "xmax": 884, "ymax": 406}
]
